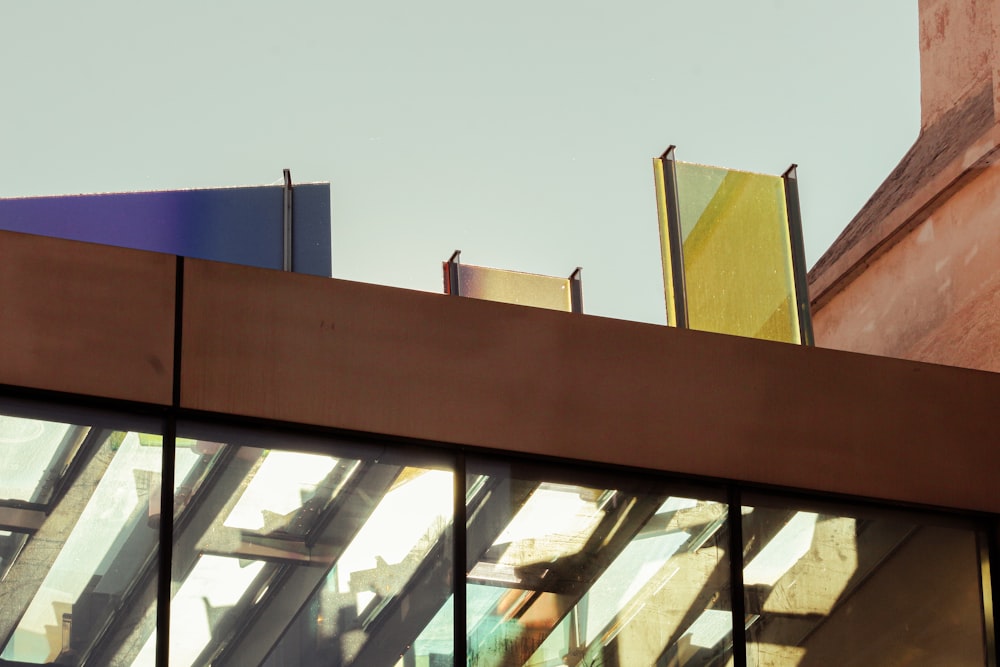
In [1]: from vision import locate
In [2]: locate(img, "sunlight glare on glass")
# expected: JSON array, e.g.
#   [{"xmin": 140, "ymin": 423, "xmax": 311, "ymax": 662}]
[
  {"xmin": 743, "ymin": 511, "xmax": 818, "ymax": 586},
  {"xmin": 223, "ymin": 450, "xmax": 339, "ymax": 532},
  {"xmin": 335, "ymin": 468, "xmax": 453, "ymax": 613},
  {"xmin": 164, "ymin": 556, "xmax": 266, "ymax": 667},
  {"xmin": 493, "ymin": 484, "xmax": 605, "ymax": 566},
  {"xmin": 0, "ymin": 416, "xmax": 76, "ymax": 502},
  {"xmin": 1, "ymin": 432, "xmax": 160, "ymax": 663}
]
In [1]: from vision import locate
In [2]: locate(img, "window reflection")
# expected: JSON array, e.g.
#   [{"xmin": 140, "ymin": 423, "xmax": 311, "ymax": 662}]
[
  {"xmin": 170, "ymin": 556, "xmax": 268, "ymax": 667},
  {"xmin": 0, "ymin": 409, "xmax": 990, "ymax": 667},
  {"xmin": 163, "ymin": 441, "xmax": 357, "ymax": 665},
  {"xmin": 467, "ymin": 460, "xmax": 732, "ymax": 667},
  {"xmin": 0, "ymin": 415, "xmax": 88, "ymax": 504},
  {"xmin": 0, "ymin": 417, "xmax": 162, "ymax": 667},
  {"xmin": 156, "ymin": 425, "xmax": 455, "ymax": 667},
  {"xmin": 222, "ymin": 450, "xmax": 341, "ymax": 534},
  {"xmin": 742, "ymin": 503, "xmax": 987, "ymax": 666},
  {"xmin": 261, "ymin": 465, "xmax": 454, "ymax": 667}
]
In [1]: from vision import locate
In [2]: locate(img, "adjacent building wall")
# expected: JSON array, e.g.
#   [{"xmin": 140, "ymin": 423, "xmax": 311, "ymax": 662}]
[{"xmin": 809, "ymin": 0, "xmax": 1000, "ymax": 372}]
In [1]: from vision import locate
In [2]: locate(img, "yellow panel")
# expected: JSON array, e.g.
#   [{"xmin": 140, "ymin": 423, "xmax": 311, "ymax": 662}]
[
  {"xmin": 656, "ymin": 161, "xmax": 800, "ymax": 343},
  {"xmin": 450, "ymin": 263, "xmax": 574, "ymax": 312}
]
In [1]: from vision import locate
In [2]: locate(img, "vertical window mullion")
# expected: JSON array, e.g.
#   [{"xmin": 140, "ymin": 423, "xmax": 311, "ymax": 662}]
[
  {"xmin": 454, "ymin": 448, "xmax": 468, "ymax": 666},
  {"xmin": 156, "ymin": 255, "xmax": 184, "ymax": 667},
  {"xmin": 728, "ymin": 485, "xmax": 747, "ymax": 667}
]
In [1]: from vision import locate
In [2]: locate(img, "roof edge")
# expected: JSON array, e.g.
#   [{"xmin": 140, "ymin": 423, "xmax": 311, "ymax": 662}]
[{"xmin": 808, "ymin": 84, "xmax": 999, "ymax": 309}]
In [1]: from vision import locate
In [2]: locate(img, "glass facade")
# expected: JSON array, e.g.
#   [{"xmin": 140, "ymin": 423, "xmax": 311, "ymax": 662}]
[
  {"xmin": 165, "ymin": 424, "xmax": 456, "ymax": 667},
  {"xmin": 464, "ymin": 460, "xmax": 732, "ymax": 666},
  {"xmin": 741, "ymin": 497, "xmax": 989, "ymax": 666},
  {"xmin": 0, "ymin": 410, "xmax": 163, "ymax": 666},
  {"xmin": 0, "ymin": 401, "xmax": 993, "ymax": 666}
]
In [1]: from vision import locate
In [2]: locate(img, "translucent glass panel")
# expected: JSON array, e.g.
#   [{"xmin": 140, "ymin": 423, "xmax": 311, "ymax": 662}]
[
  {"xmin": 0, "ymin": 414, "xmax": 88, "ymax": 504},
  {"xmin": 446, "ymin": 262, "xmax": 574, "ymax": 312},
  {"xmin": 655, "ymin": 160, "xmax": 802, "ymax": 343},
  {"xmin": 0, "ymin": 408, "xmax": 162, "ymax": 666},
  {"xmin": 466, "ymin": 460, "xmax": 732, "ymax": 667},
  {"xmin": 160, "ymin": 426, "xmax": 453, "ymax": 667},
  {"xmin": 742, "ymin": 502, "xmax": 989, "ymax": 666}
]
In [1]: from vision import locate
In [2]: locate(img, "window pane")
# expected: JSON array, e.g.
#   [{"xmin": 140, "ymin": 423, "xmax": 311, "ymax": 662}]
[
  {"xmin": 742, "ymin": 502, "xmax": 988, "ymax": 666},
  {"xmin": 157, "ymin": 425, "xmax": 453, "ymax": 667},
  {"xmin": 0, "ymin": 414, "xmax": 88, "ymax": 504},
  {"xmin": 263, "ymin": 462, "xmax": 454, "ymax": 667},
  {"xmin": 466, "ymin": 460, "xmax": 731, "ymax": 666},
  {"xmin": 0, "ymin": 409, "xmax": 162, "ymax": 666}
]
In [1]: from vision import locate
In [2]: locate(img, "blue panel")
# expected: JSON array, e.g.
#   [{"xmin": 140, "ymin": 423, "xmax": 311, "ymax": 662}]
[
  {"xmin": 292, "ymin": 183, "xmax": 332, "ymax": 277},
  {"xmin": 0, "ymin": 183, "xmax": 332, "ymax": 277}
]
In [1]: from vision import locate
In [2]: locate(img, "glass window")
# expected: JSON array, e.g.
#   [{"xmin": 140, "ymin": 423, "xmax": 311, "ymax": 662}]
[
  {"xmin": 0, "ymin": 406, "xmax": 163, "ymax": 666},
  {"xmin": 466, "ymin": 459, "xmax": 732, "ymax": 666},
  {"xmin": 0, "ymin": 414, "xmax": 89, "ymax": 505},
  {"xmin": 742, "ymin": 498, "xmax": 989, "ymax": 666},
  {"xmin": 2, "ymin": 403, "xmax": 994, "ymax": 667},
  {"xmin": 154, "ymin": 424, "xmax": 454, "ymax": 667}
]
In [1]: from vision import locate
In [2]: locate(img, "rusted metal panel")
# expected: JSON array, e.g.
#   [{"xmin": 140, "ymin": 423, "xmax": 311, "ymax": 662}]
[
  {"xmin": 181, "ymin": 258, "xmax": 1000, "ymax": 514},
  {"xmin": 0, "ymin": 230, "xmax": 175, "ymax": 404}
]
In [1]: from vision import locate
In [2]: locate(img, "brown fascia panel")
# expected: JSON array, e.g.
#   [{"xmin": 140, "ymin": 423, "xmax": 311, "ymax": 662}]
[
  {"xmin": 0, "ymin": 230, "xmax": 175, "ymax": 404},
  {"xmin": 182, "ymin": 258, "xmax": 1000, "ymax": 514},
  {"xmin": 2, "ymin": 230, "xmax": 998, "ymax": 514}
]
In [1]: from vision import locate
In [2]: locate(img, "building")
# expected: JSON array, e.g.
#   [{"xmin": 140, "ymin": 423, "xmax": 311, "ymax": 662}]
[
  {"xmin": 1, "ymin": 2, "xmax": 998, "ymax": 665},
  {"xmin": 0, "ymin": 229, "xmax": 996, "ymax": 666},
  {"xmin": 810, "ymin": 0, "xmax": 1000, "ymax": 372}
]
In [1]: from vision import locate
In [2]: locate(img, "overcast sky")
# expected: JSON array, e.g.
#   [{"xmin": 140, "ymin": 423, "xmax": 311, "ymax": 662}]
[{"xmin": 1, "ymin": 2, "xmax": 920, "ymax": 324}]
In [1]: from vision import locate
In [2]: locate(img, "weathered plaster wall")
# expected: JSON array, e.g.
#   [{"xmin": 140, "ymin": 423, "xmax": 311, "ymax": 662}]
[
  {"xmin": 812, "ymin": 0, "xmax": 1000, "ymax": 372},
  {"xmin": 813, "ymin": 164, "xmax": 1000, "ymax": 371},
  {"xmin": 919, "ymin": 0, "xmax": 995, "ymax": 127}
]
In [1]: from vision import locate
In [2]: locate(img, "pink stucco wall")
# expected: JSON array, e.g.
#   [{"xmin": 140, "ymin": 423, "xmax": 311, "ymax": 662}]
[
  {"xmin": 812, "ymin": 0, "xmax": 1000, "ymax": 373},
  {"xmin": 814, "ymin": 162, "xmax": 1000, "ymax": 371},
  {"xmin": 919, "ymin": 0, "xmax": 995, "ymax": 127}
]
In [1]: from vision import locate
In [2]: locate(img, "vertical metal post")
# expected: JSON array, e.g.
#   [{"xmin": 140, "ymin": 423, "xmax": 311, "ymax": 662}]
[
  {"xmin": 569, "ymin": 267, "xmax": 584, "ymax": 314},
  {"xmin": 282, "ymin": 169, "xmax": 293, "ymax": 272},
  {"xmin": 445, "ymin": 250, "xmax": 462, "ymax": 296},
  {"xmin": 657, "ymin": 146, "xmax": 689, "ymax": 328},
  {"xmin": 727, "ymin": 486, "xmax": 748, "ymax": 667},
  {"xmin": 781, "ymin": 165, "xmax": 815, "ymax": 346}
]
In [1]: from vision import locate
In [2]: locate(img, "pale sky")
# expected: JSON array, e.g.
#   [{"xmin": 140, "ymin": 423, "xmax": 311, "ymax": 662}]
[{"xmin": 1, "ymin": 2, "xmax": 920, "ymax": 324}]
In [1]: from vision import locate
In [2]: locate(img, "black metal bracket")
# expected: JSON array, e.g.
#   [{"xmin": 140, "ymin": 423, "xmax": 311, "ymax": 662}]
[
  {"xmin": 569, "ymin": 267, "xmax": 584, "ymax": 314},
  {"xmin": 658, "ymin": 146, "xmax": 689, "ymax": 329},
  {"xmin": 445, "ymin": 250, "xmax": 461, "ymax": 295},
  {"xmin": 781, "ymin": 165, "xmax": 814, "ymax": 346},
  {"xmin": 282, "ymin": 169, "xmax": 293, "ymax": 272}
]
